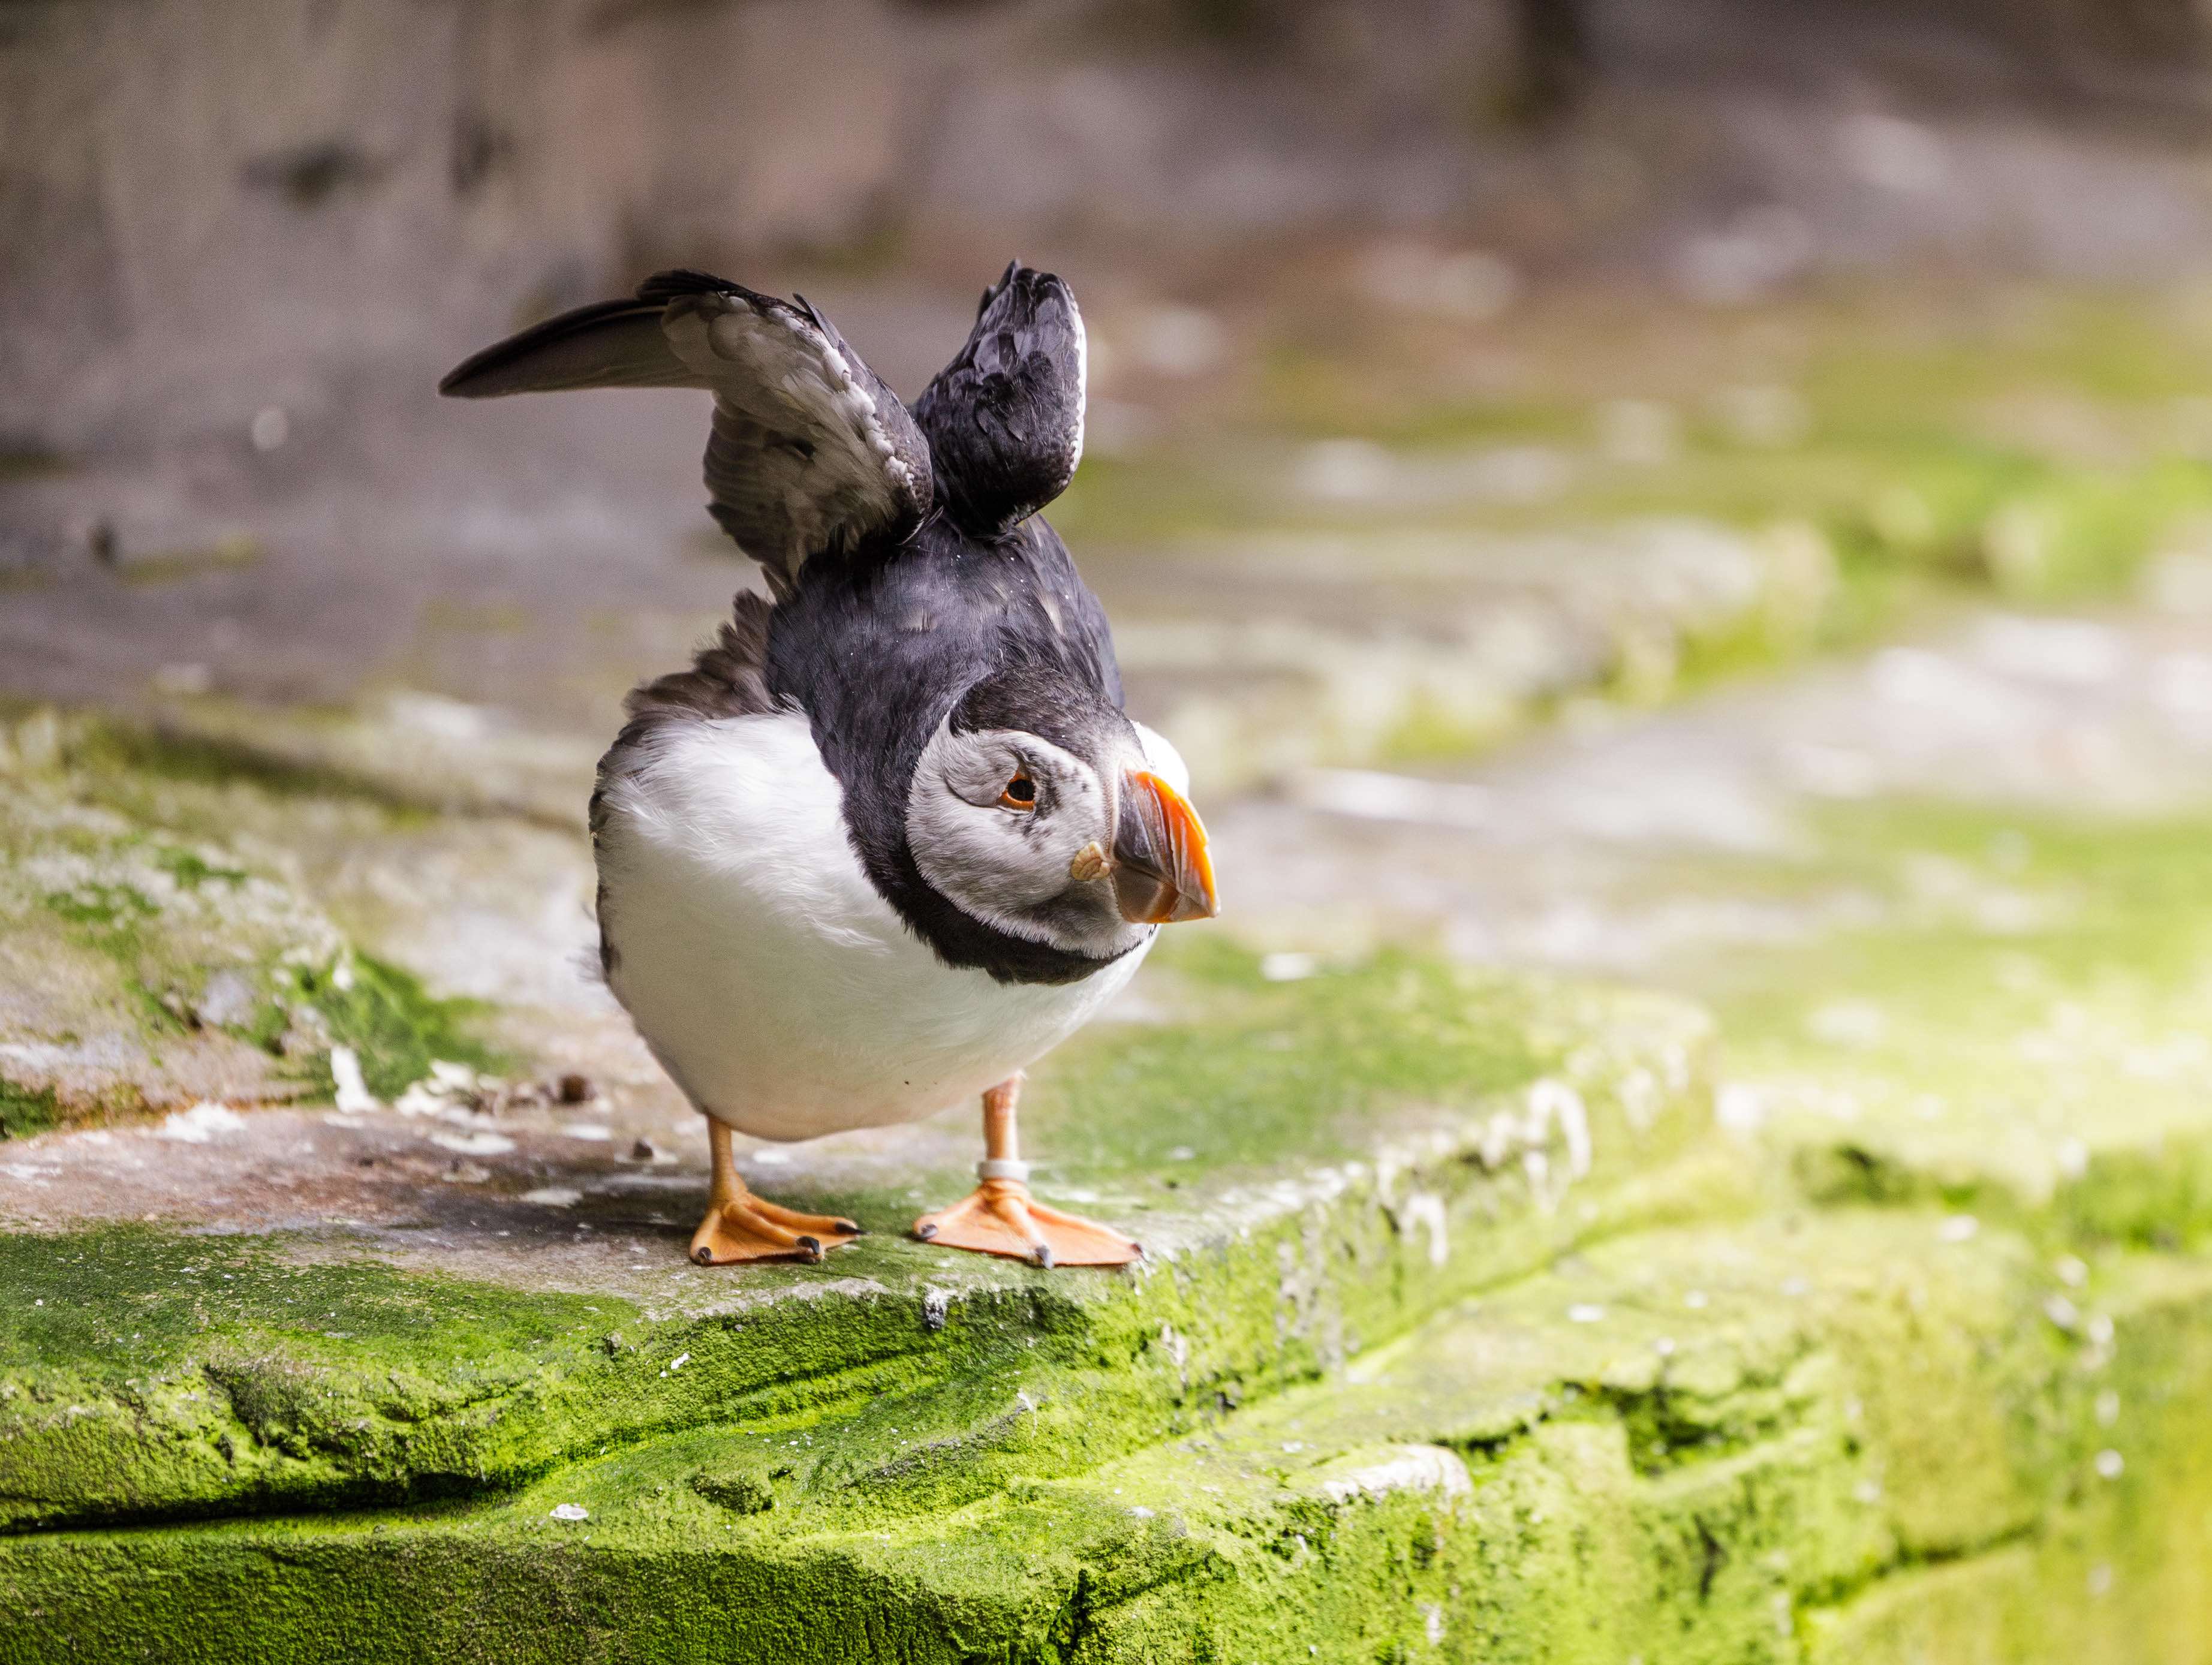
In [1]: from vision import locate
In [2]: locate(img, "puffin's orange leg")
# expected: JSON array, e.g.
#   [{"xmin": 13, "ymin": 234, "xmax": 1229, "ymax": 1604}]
[
  {"xmin": 913, "ymin": 1076, "xmax": 1141, "ymax": 1268},
  {"xmin": 691, "ymin": 1119, "xmax": 862, "ymax": 1266}
]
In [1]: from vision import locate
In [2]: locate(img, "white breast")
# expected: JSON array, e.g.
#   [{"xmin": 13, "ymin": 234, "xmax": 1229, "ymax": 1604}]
[{"xmin": 593, "ymin": 711, "xmax": 1151, "ymax": 1142}]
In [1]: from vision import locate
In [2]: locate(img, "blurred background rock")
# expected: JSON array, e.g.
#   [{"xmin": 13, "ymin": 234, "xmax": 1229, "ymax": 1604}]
[
  {"xmin": 13, "ymin": 0, "xmax": 2212, "ymax": 737},
  {"xmin": 14, "ymin": 0, "xmax": 2212, "ymax": 442},
  {"xmin": 14, "ymin": 0, "xmax": 2212, "ymax": 744},
  {"xmin": 16, "ymin": 0, "xmax": 2212, "ymax": 1122}
]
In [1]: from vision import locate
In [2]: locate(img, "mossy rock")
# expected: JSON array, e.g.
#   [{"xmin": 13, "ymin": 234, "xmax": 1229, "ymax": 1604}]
[
  {"xmin": 10, "ymin": 701, "xmax": 2212, "ymax": 1657},
  {"xmin": 0, "ymin": 709, "xmax": 498, "ymax": 1132},
  {"xmin": 0, "ymin": 946, "xmax": 1727, "ymax": 1534},
  {"xmin": 689, "ymin": 1468, "xmax": 775, "ymax": 1515},
  {"xmin": 5, "ymin": 1214, "xmax": 2208, "ymax": 1663}
]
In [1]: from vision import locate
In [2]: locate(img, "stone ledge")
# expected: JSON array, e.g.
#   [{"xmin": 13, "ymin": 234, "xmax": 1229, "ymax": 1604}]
[
  {"xmin": 7, "ymin": 1215, "xmax": 2205, "ymax": 1663},
  {"xmin": 0, "ymin": 952, "xmax": 1725, "ymax": 1533}
]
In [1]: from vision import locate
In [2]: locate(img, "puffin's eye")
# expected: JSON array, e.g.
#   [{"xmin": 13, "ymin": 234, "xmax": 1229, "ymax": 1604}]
[{"xmin": 998, "ymin": 773, "xmax": 1037, "ymax": 812}]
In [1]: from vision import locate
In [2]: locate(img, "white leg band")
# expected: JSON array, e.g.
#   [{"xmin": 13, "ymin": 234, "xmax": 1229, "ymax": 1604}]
[{"xmin": 977, "ymin": 1157, "xmax": 1031, "ymax": 1183}]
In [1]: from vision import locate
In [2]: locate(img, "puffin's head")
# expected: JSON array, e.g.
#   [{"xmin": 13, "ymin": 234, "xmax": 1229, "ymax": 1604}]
[{"xmin": 905, "ymin": 666, "xmax": 1217, "ymax": 962}]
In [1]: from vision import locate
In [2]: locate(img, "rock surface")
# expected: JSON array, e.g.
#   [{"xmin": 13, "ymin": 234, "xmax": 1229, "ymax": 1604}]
[
  {"xmin": 8, "ymin": 609, "xmax": 2212, "ymax": 1658},
  {"xmin": 0, "ymin": 944, "xmax": 1722, "ymax": 1534}
]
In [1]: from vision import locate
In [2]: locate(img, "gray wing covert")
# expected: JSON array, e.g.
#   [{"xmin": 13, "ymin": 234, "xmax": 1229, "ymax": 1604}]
[{"xmin": 441, "ymin": 270, "xmax": 934, "ymax": 597}]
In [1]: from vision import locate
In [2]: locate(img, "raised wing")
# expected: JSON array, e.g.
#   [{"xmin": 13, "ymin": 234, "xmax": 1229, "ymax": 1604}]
[
  {"xmin": 441, "ymin": 270, "xmax": 934, "ymax": 596},
  {"xmin": 913, "ymin": 263, "xmax": 1085, "ymax": 538}
]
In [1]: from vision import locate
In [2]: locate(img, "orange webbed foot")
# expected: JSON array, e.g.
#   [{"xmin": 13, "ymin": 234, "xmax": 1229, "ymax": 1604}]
[
  {"xmin": 690, "ymin": 1196, "xmax": 862, "ymax": 1266},
  {"xmin": 913, "ymin": 1175, "xmax": 1140, "ymax": 1268}
]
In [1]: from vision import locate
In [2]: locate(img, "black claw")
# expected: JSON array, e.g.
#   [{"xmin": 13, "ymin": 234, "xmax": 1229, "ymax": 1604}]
[
  {"xmin": 796, "ymin": 1234, "xmax": 822, "ymax": 1261},
  {"xmin": 916, "ymin": 1222, "xmax": 938, "ymax": 1241},
  {"xmin": 1033, "ymin": 1243, "xmax": 1054, "ymax": 1269},
  {"xmin": 836, "ymin": 1220, "xmax": 863, "ymax": 1236},
  {"xmin": 693, "ymin": 1245, "xmax": 715, "ymax": 1266}
]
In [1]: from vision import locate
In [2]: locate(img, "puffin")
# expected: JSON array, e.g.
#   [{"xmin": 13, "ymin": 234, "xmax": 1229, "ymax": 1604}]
[{"xmin": 439, "ymin": 263, "xmax": 1218, "ymax": 1269}]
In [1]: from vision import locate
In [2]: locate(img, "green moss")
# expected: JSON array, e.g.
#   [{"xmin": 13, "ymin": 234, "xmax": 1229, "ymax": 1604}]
[
  {"xmin": 0, "ymin": 1225, "xmax": 621, "ymax": 1390},
  {"xmin": 1028, "ymin": 938, "xmax": 1555, "ymax": 1175},
  {"xmin": 1654, "ymin": 799, "xmax": 2212, "ymax": 1247},
  {"xmin": 35, "ymin": 878, "xmax": 197, "ymax": 1038},
  {"xmin": 41, "ymin": 880, "xmax": 158, "ymax": 929},
  {"xmin": 62, "ymin": 715, "xmax": 436, "ymax": 815},
  {"xmin": 689, "ymin": 1468, "xmax": 775, "ymax": 1515},
  {"xmin": 11, "ymin": 757, "xmax": 2212, "ymax": 1654},
  {"xmin": 7, "ymin": 1218, "xmax": 2206, "ymax": 1663},
  {"xmin": 0, "ymin": 949, "xmax": 1723, "ymax": 1534},
  {"xmin": 151, "ymin": 847, "xmax": 251, "ymax": 889},
  {"xmin": 280, "ymin": 952, "xmax": 502, "ymax": 1100},
  {"xmin": 0, "ymin": 1225, "xmax": 645, "ymax": 1525},
  {"xmin": 1805, "ymin": 1258, "xmax": 2212, "ymax": 1664},
  {"xmin": 0, "ymin": 1077, "xmax": 60, "ymax": 1140}
]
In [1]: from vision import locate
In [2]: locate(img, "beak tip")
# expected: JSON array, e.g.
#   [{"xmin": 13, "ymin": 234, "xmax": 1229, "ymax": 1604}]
[
  {"xmin": 1111, "ymin": 769, "xmax": 1218, "ymax": 926},
  {"xmin": 1168, "ymin": 886, "xmax": 1220, "ymax": 924}
]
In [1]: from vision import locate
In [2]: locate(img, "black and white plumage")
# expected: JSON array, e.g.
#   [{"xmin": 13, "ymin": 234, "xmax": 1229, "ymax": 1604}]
[{"xmin": 443, "ymin": 263, "xmax": 1215, "ymax": 1263}]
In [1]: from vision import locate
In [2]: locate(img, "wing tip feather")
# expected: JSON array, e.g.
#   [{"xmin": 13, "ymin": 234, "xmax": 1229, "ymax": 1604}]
[
  {"xmin": 436, "ymin": 297, "xmax": 683, "ymax": 398},
  {"xmin": 437, "ymin": 359, "xmax": 493, "ymax": 398}
]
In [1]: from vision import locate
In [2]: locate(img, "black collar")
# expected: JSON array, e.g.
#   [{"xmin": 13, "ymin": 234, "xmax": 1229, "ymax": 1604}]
[{"xmin": 765, "ymin": 519, "xmax": 1133, "ymax": 986}]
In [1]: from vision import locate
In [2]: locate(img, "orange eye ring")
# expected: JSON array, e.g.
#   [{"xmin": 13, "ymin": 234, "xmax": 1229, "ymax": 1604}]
[{"xmin": 998, "ymin": 774, "xmax": 1037, "ymax": 812}]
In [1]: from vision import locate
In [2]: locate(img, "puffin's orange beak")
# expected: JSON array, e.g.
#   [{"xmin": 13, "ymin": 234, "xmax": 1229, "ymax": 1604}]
[{"xmin": 1109, "ymin": 770, "xmax": 1219, "ymax": 924}]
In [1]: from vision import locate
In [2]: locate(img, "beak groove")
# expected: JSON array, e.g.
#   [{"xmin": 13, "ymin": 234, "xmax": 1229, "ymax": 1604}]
[{"xmin": 1110, "ymin": 770, "xmax": 1219, "ymax": 925}]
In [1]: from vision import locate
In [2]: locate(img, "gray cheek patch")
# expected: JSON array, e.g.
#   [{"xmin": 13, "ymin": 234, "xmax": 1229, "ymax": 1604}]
[{"xmin": 905, "ymin": 723, "xmax": 1136, "ymax": 958}]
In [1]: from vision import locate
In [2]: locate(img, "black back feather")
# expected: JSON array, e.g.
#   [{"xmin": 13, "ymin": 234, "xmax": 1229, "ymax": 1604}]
[{"xmin": 914, "ymin": 263, "xmax": 1087, "ymax": 538}]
